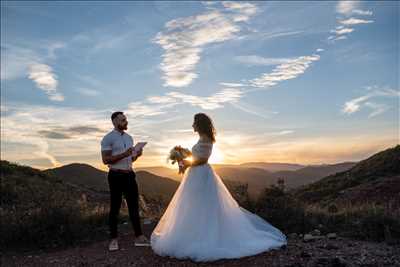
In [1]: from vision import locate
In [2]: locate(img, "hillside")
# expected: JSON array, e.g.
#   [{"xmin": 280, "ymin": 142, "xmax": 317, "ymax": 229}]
[
  {"xmin": 294, "ymin": 145, "xmax": 400, "ymax": 205},
  {"xmin": 1, "ymin": 160, "xmax": 86, "ymax": 208},
  {"xmin": 273, "ymin": 162, "xmax": 357, "ymax": 188},
  {"xmin": 45, "ymin": 163, "xmax": 109, "ymax": 192},
  {"xmin": 46, "ymin": 164, "xmax": 180, "ymax": 201}
]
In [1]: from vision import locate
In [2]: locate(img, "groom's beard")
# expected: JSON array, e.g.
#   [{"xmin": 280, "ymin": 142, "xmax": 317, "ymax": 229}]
[{"xmin": 118, "ymin": 124, "xmax": 128, "ymax": 131}]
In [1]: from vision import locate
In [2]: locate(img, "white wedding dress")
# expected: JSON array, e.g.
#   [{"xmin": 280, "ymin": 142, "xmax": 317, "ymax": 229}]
[{"xmin": 150, "ymin": 140, "xmax": 287, "ymax": 262}]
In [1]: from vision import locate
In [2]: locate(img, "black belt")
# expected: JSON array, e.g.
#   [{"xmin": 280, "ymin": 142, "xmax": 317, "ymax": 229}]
[{"xmin": 110, "ymin": 168, "xmax": 133, "ymax": 174}]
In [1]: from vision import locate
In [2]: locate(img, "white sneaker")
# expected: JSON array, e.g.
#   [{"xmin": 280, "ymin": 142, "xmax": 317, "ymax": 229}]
[{"xmin": 108, "ymin": 238, "xmax": 119, "ymax": 251}]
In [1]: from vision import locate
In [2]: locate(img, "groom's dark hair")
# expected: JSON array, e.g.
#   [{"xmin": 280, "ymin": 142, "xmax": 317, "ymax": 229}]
[{"xmin": 111, "ymin": 111, "xmax": 124, "ymax": 121}]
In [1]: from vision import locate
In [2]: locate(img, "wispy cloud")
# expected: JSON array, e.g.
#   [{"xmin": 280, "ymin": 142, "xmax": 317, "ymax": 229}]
[
  {"xmin": 154, "ymin": 2, "xmax": 258, "ymax": 88},
  {"xmin": 336, "ymin": 1, "xmax": 359, "ymax": 16},
  {"xmin": 1, "ymin": 44, "xmax": 64, "ymax": 101},
  {"xmin": 28, "ymin": 63, "xmax": 64, "ymax": 101},
  {"xmin": 230, "ymin": 101, "xmax": 278, "ymax": 119},
  {"xmin": 331, "ymin": 27, "xmax": 354, "ymax": 35},
  {"xmin": 364, "ymin": 102, "xmax": 389, "ymax": 118},
  {"xmin": 352, "ymin": 9, "xmax": 373, "ymax": 16},
  {"xmin": 221, "ymin": 1, "xmax": 258, "ymax": 22},
  {"xmin": 126, "ymin": 101, "xmax": 177, "ymax": 118},
  {"xmin": 249, "ymin": 54, "xmax": 320, "ymax": 88},
  {"xmin": 0, "ymin": 45, "xmax": 38, "ymax": 80},
  {"xmin": 219, "ymin": 82, "xmax": 246, "ymax": 87},
  {"xmin": 328, "ymin": 1, "xmax": 374, "ymax": 42},
  {"xmin": 339, "ymin": 18, "xmax": 374, "ymax": 25},
  {"xmin": 166, "ymin": 88, "xmax": 244, "ymax": 110},
  {"xmin": 46, "ymin": 41, "xmax": 66, "ymax": 59},
  {"xmin": 235, "ymin": 55, "xmax": 293, "ymax": 66},
  {"xmin": 342, "ymin": 86, "xmax": 399, "ymax": 117},
  {"xmin": 1, "ymin": 102, "xmax": 110, "ymax": 168}
]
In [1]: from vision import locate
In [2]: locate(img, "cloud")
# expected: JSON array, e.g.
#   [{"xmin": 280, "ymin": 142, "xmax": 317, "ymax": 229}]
[
  {"xmin": 342, "ymin": 86, "xmax": 399, "ymax": 117},
  {"xmin": 339, "ymin": 18, "xmax": 374, "ymax": 25},
  {"xmin": 332, "ymin": 27, "xmax": 354, "ymax": 35},
  {"xmin": 230, "ymin": 101, "xmax": 278, "ymax": 119},
  {"xmin": 328, "ymin": 1, "xmax": 374, "ymax": 42},
  {"xmin": 219, "ymin": 82, "xmax": 246, "ymax": 87},
  {"xmin": 38, "ymin": 130, "xmax": 72, "ymax": 140},
  {"xmin": 364, "ymin": 102, "xmax": 389, "ymax": 118},
  {"xmin": 352, "ymin": 9, "xmax": 373, "ymax": 16},
  {"xmin": 46, "ymin": 41, "xmax": 66, "ymax": 59},
  {"xmin": 1, "ymin": 44, "xmax": 64, "ymax": 101},
  {"xmin": 28, "ymin": 63, "xmax": 64, "ymax": 101},
  {"xmin": 38, "ymin": 126, "xmax": 104, "ymax": 139},
  {"xmin": 0, "ymin": 45, "xmax": 38, "ymax": 80},
  {"xmin": 249, "ymin": 54, "xmax": 320, "ymax": 88},
  {"xmin": 221, "ymin": 1, "xmax": 258, "ymax": 22},
  {"xmin": 154, "ymin": 2, "xmax": 258, "ymax": 88},
  {"xmin": 166, "ymin": 88, "xmax": 244, "ymax": 110},
  {"xmin": 235, "ymin": 55, "xmax": 294, "ymax": 66},
  {"xmin": 336, "ymin": 1, "xmax": 359, "ymax": 16},
  {"xmin": 316, "ymin": 48, "xmax": 325, "ymax": 52},
  {"xmin": 1, "ymin": 103, "xmax": 111, "ymax": 168},
  {"xmin": 126, "ymin": 101, "xmax": 176, "ymax": 118}
]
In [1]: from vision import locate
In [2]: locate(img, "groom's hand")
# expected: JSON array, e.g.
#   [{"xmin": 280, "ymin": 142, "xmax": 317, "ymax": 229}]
[
  {"xmin": 136, "ymin": 148, "xmax": 143, "ymax": 157},
  {"xmin": 123, "ymin": 147, "xmax": 134, "ymax": 157},
  {"xmin": 131, "ymin": 148, "xmax": 143, "ymax": 162}
]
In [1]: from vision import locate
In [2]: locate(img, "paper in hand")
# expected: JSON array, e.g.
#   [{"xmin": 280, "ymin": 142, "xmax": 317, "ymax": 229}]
[{"xmin": 132, "ymin": 142, "xmax": 147, "ymax": 157}]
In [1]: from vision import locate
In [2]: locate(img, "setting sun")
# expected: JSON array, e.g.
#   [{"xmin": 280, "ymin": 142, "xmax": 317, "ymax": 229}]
[{"xmin": 208, "ymin": 144, "xmax": 224, "ymax": 164}]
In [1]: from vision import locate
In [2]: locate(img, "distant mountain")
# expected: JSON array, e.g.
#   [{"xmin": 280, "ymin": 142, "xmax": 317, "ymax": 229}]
[
  {"xmin": 239, "ymin": 162, "xmax": 305, "ymax": 172},
  {"xmin": 46, "ymin": 163, "xmax": 180, "ymax": 201},
  {"xmin": 213, "ymin": 166, "xmax": 276, "ymax": 197},
  {"xmin": 273, "ymin": 162, "xmax": 357, "ymax": 188},
  {"xmin": 138, "ymin": 162, "xmax": 358, "ymax": 198},
  {"xmin": 294, "ymin": 145, "xmax": 400, "ymax": 206}
]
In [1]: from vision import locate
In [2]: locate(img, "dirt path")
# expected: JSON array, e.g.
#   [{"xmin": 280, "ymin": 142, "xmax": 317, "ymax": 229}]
[{"xmin": 2, "ymin": 222, "xmax": 399, "ymax": 267}]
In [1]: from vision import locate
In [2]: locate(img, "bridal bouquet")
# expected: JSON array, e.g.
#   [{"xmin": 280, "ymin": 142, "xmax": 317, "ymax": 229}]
[{"xmin": 168, "ymin": 146, "xmax": 192, "ymax": 174}]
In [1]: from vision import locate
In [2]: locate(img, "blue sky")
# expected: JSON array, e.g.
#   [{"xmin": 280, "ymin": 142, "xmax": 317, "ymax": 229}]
[{"xmin": 1, "ymin": 1, "xmax": 399, "ymax": 170}]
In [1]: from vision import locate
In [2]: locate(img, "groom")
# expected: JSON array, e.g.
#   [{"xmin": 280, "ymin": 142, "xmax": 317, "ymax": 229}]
[{"xmin": 101, "ymin": 111, "xmax": 150, "ymax": 251}]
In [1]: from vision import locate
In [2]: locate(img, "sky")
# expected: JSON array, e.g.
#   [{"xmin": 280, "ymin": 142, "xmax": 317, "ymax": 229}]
[{"xmin": 1, "ymin": 1, "xmax": 399, "ymax": 170}]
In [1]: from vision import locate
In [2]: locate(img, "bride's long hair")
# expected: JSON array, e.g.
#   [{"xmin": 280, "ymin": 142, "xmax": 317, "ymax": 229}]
[{"xmin": 194, "ymin": 113, "xmax": 216, "ymax": 143}]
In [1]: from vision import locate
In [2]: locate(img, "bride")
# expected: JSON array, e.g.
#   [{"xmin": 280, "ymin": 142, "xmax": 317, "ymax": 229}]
[{"xmin": 151, "ymin": 113, "xmax": 287, "ymax": 262}]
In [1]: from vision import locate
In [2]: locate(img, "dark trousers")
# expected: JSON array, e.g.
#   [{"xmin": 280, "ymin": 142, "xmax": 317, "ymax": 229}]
[{"xmin": 108, "ymin": 170, "xmax": 143, "ymax": 238}]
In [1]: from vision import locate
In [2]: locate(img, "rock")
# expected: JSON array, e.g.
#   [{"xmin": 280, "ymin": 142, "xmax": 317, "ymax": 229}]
[
  {"xmin": 303, "ymin": 233, "xmax": 324, "ymax": 242},
  {"xmin": 327, "ymin": 233, "xmax": 337, "ymax": 239},
  {"xmin": 317, "ymin": 256, "xmax": 347, "ymax": 267},
  {"xmin": 300, "ymin": 251, "xmax": 311, "ymax": 258},
  {"xmin": 303, "ymin": 234, "xmax": 315, "ymax": 242},
  {"xmin": 310, "ymin": 229, "xmax": 321, "ymax": 236},
  {"xmin": 289, "ymin": 233, "xmax": 298, "ymax": 239},
  {"xmin": 325, "ymin": 244, "xmax": 339, "ymax": 250}
]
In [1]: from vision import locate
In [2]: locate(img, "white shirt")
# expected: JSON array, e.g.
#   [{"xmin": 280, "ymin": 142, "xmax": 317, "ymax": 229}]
[{"xmin": 101, "ymin": 129, "xmax": 134, "ymax": 171}]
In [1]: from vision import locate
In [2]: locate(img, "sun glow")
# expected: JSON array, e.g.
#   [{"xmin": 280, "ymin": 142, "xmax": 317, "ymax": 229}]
[{"xmin": 209, "ymin": 144, "xmax": 224, "ymax": 164}]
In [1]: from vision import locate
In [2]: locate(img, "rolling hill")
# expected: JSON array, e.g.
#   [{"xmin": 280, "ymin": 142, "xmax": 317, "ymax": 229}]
[
  {"xmin": 239, "ymin": 162, "xmax": 305, "ymax": 172},
  {"xmin": 138, "ymin": 162, "xmax": 358, "ymax": 198},
  {"xmin": 294, "ymin": 145, "xmax": 400, "ymax": 206},
  {"xmin": 46, "ymin": 164, "xmax": 180, "ymax": 201}
]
